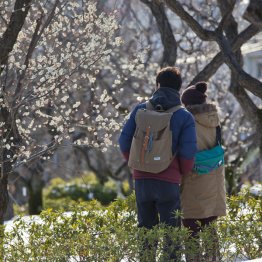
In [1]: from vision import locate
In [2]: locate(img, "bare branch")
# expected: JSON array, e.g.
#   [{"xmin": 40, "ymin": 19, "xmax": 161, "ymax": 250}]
[
  {"xmin": 141, "ymin": 0, "xmax": 177, "ymax": 66},
  {"xmin": 216, "ymin": 32, "xmax": 262, "ymax": 98},
  {"xmin": 13, "ymin": 142, "xmax": 58, "ymax": 169},
  {"xmin": 243, "ymin": 0, "xmax": 262, "ymax": 29},
  {"xmin": 216, "ymin": 0, "xmax": 236, "ymax": 35},
  {"xmin": 0, "ymin": 14, "xmax": 8, "ymax": 26},
  {"xmin": 164, "ymin": 0, "xmax": 216, "ymax": 41},
  {"xmin": 189, "ymin": 24, "xmax": 260, "ymax": 85}
]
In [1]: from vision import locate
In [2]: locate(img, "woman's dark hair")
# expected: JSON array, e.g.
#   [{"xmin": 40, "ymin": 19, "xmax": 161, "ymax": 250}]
[{"xmin": 156, "ymin": 67, "xmax": 182, "ymax": 91}]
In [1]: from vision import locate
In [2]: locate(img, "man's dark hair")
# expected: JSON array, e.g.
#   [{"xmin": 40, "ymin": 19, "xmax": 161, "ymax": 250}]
[{"xmin": 156, "ymin": 67, "xmax": 182, "ymax": 91}]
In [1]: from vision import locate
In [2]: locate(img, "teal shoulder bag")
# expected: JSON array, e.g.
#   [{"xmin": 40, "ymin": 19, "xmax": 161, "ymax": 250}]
[{"xmin": 193, "ymin": 126, "xmax": 224, "ymax": 175}]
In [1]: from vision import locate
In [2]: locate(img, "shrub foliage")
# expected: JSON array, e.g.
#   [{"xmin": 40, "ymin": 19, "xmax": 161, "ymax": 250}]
[
  {"xmin": 43, "ymin": 174, "xmax": 119, "ymax": 211},
  {"xmin": 3, "ymin": 190, "xmax": 261, "ymax": 261}
]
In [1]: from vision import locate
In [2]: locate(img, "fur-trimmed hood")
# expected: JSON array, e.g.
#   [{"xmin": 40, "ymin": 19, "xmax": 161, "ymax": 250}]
[{"xmin": 186, "ymin": 103, "xmax": 219, "ymax": 128}]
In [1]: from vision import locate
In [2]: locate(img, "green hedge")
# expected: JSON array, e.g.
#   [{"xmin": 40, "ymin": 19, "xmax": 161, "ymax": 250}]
[
  {"xmin": 3, "ymin": 190, "xmax": 262, "ymax": 261},
  {"xmin": 43, "ymin": 174, "xmax": 119, "ymax": 210}
]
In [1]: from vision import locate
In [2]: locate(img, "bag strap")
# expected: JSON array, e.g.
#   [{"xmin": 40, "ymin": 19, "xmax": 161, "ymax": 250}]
[
  {"xmin": 166, "ymin": 104, "xmax": 184, "ymax": 113},
  {"xmin": 146, "ymin": 101, "xmax": 183, "ymax": 113},
  {"xmin": 140, "ymin": 126, "xmax": 151, "ymax": 164},
  {"xmin": 146, "ymin": 101, "xmax": 154, "ymax": 110},
  {"xmin": 216, "ymin": 126, "xmax": 222, "ymax": 145}
]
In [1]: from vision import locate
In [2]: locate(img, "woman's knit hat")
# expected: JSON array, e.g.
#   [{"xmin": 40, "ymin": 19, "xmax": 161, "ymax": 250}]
[{"xmin": 181, "ymin": 82, "xmax": 207, "ymax": 106}]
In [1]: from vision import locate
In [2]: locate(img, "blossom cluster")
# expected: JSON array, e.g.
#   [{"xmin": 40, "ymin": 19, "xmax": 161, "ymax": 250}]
[{"xmin": 0, "ymin": 1, "xmax": 135, "ymax": 167}]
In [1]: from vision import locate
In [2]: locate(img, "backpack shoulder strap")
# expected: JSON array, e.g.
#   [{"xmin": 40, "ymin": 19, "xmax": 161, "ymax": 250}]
[
  {"xmin": 216, "ymin": 125, "xmax": 222, "ymax": 145},
  {"xmin": 146, "ymin": 101, "xmax": 183, "ymax": 113},
  {"xmin": 146, "ymin": 101, "xmax": 154, "ymax": 110},
  {"xmin": 165, "ymin": 105, "xmax": 184, "ymax": 113}
]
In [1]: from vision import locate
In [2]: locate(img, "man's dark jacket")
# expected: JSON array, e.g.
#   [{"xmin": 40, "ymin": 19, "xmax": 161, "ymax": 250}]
[{"xmin": 119, "ymin": 87, "xmax": 197, "ymax": 184}]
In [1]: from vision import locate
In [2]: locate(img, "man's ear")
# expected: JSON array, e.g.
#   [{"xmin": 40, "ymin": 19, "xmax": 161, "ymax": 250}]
[{"xmin": 155, "ymin": 83, "xmax": 160, "ymax": 91}]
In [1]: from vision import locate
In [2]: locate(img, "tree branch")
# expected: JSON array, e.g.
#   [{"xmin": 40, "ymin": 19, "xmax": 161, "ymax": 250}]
[
  {"xmin": 14, "ymin": 0, "xmax": 60, "ymax": 102},
  {"xmin": 0, "ymin": 0, "xmax": 32, "ymax": 69},
  {"xmin": 13, "ymin": 13, "xmax": 44, "ymax": 100},
  {"xmin": 141, "ymin": 0, "xmax": 177, "ymax": 66},
  {"xmin": 164, "ymin": 0, "xmax": 216, "ymax": 41},
  {"xmin": 189, "ymin": 24, "xmax": 260, "ymax": 85},
  {"xmin": 217, "ymin": 0, "xmax": 260, "ymax": 127},
  {"xmin": 215, "ymin": 32, "xmax": 262, "ymax": 99},
  {"xmin": 13, "ymin": 142, "xmax": 58, "ymax": 169},
  {"xmin": 243, "ymin": 0, "xmax": 262, "ymax": 29},
  {"xmin": 164, "ymin": 1, "xmax": 262, "ymax": 98}
]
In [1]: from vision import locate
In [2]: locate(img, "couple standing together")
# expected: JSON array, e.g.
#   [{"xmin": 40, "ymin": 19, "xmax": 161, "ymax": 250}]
[{"xmin": 119, "ymin": 67, "xmax": 227, "ymax": 261}]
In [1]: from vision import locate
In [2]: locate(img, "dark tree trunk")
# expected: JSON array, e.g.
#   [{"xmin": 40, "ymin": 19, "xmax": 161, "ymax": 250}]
[
  {"xmin": 26, "ymin": 163, "xmax": 45, "ymax": 215},
  {"xmin": 28, "ymin": 179, "xmax": 44, "ymax": 215},
  {"xmin": 0, "ymin": 220, "xmax": 4, "ymax": 259},
  {"xmin": 0, "ymin": 176, "xmax": 9, "ymax": 225},
  {"xmin": 258, "ymin": 113, "xmax": 262, "ymax": 181},
  {"xmin": 0, "ymin": 0, "xmax": 33, "ymax": 222},
  {"xmin": 0, "ymin": 106, "xmax": 20, "ymax": 224},
  {"xmin": 0, "ymin": 108, "xmax": 16, "ymax": 224},
  {"xmin": 3, "ymin": 196, "xmax": 14, "ymax": 221}
]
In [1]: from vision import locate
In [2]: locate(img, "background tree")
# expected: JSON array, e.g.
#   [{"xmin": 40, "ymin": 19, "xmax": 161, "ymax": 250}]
[
  {"xmin": 137, "ymin": 0, "xmax": 262, "ymax": 183},
  {"xmin": 0, "ymin": 0, "xmax": 33, "ymax": 224},
  {"xmin": 2, "ymin": 0, "xmax": 262, "ymax": 220},
  {"xmin": 0, "ymin": 0, "xmax": 146, "ymax": 221}
]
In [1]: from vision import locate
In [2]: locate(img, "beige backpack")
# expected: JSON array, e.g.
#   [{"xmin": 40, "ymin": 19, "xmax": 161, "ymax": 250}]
[{"xmin": 128, "ymin": 102, "xmax": 183, "ymax": 173}]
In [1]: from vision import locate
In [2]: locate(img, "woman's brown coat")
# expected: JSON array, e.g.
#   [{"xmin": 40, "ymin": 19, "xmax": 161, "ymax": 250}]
[{"xmin": 181, "ymin": 103, "xmax": 227, "ymax": 219}]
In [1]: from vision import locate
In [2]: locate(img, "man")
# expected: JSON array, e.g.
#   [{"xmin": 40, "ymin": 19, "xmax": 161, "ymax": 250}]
[{"xmin": 118, "ymin": 67, "xmax": 197, "ymax": 261}]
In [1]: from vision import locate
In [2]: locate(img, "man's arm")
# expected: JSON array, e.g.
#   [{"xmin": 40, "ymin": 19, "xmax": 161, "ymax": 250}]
[
  {"xmin": 118, "ymin": 104, "xmax": 142, "ymax": 161},
  {"xmin": 177, "ymin": 112, "xmax": 197, "ymax": 175}
]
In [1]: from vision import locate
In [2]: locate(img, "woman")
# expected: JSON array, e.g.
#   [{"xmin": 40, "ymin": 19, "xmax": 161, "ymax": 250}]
[{"xmin": 180, "ymin": 82, "xmax": 227, "ymax": 262}]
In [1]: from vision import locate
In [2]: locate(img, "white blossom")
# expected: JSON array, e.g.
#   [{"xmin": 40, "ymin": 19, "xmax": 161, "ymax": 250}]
[{"xmin": 72, "ymin": 101, "xmax": 81, "ymax": 109}]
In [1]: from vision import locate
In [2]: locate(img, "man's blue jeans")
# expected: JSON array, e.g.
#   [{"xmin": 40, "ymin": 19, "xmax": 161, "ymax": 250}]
[{"xmin": 135, "ymin": 179, "xmax": 181, "ymax": 261}]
